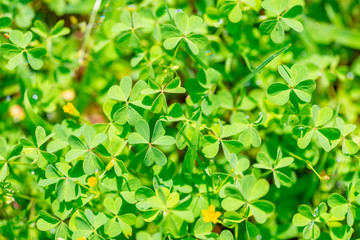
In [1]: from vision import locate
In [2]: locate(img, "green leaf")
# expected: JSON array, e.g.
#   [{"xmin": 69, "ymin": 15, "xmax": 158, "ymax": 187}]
[
  {"xmin": 105, "ymin": 219, "xmax": 122, "ymax": 237},
  {"xmin": 24, "ymin": 90, "xmax": 53, "ymax": 131},
  {"xmin": 271, "ymin": 21, "xmax": 285, "ymax": 43},
  {"xmin": 259, "ymin": 19, "xmax": 277, "ymax": 35},
  {"xmin": 83, "ymin": 153, "xmax": 104, "ymax": 175},
  {"xmin": 219, "ymin": 229, "xmax": 234, "ymax": 240},
  {"xmin": 56, "ymin": 179, "xmax": 79, "ymax": 202},
  {"xmin": 292, "ymin": 213, "xmax": 311, "ymax": 226},
  {"xmin": 144, "ymin": 147, "xmax": 167, "ymax": 166},
  {"xmin": 135, "ymin": 119, "xmax": 150, "ymax": 142},
  {"xmin": 10, "ymin": 30, "xmax": 32, "ymax": 48},
  {"xmin": 282, "ymin": 18, "xmax": 303, "ymax": 32},
  {"xmin": 163, "ymin": 37, "xmax": 182, "ymax": 50},
  {"xmin": 0, "ymin": 16, "xmax": 11, "ymax": 28},
  {"xmin": 228, "ymin": 4, "xmax": 242, "ymax": 23},
  {"xmin": 283, "ymin": 5, "xmax": 303, "ymax": 18},
  {"xmin": 246, "ymin": 221, "xmax": 260, "ymax": 239},
  {"xmin": 297, "ymin": 129, "xmax": 314, "ymax": 149},
  {"xmin": 161, "ymin": 24, "xmax": 182, "ymax": 39},
  {"xmin": 250, "ymin": 200, "xmax": 274, "ymax": 223},
  {"xmin": 104, "ymin": 197, "xmax": 122, "ymax": 215},
  {"xmin": 267, "ymin": 83, "xmax": 290, "ymax": 105},
  {"xmin": 0, "ymin": 163, "xmax": 8, "ymax": 182},
  {"xmin": 262, "ymin": 0, "xmax": 289, "ymax": 15},
  {"xmin": 193, "ymin": 219, "xmax": 212, "ymax": 238}
]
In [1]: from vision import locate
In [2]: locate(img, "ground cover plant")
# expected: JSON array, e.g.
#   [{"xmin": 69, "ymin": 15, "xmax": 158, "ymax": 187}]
[{"xmin": 1, "ymin": 0, "xmax": 360, "ymax": 239}]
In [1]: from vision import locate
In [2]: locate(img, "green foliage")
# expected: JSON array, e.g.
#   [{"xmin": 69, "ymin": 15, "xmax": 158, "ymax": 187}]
[{"xmin": 1, "ymin": 0, "xmax": 360, "ymax": 239}]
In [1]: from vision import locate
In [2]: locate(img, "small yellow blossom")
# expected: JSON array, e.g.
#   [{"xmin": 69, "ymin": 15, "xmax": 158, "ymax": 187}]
[
  {"xmin": 76, "ymin": 237, "xmax": 86, "ymax": 240},
  {"xmin": 201, "ymin": 205, "xmax": 221, "ymax": 224},
  {"xmin": 87, "ymin": 176, "xmax": 97, "ymax": 187},
  {"xmin": 63, "ymin": 102, "xmax": 79, "ymax": 116}
]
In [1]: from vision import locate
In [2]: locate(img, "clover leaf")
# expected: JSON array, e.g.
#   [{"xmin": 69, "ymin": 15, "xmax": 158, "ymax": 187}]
[
  {"xmin": 331, "ymin": 117, "xmax": 359, "ymax": 155},
  {"xmin": 161, "ymin": 11, "xmax": 208, "ymax": 55},
  {"xmin": 229, "ymin": 112, "xmax": 265, "ymax": 148},
  {"xmin": 36, "ymin": 200, "xmax": 72, "ymax": 239},
  {"xmin": 65, "ymin": 125, "xmax": 107, "ymax": 175},
  {"xmin": 141, "ymin": 77, "xmax": 185, "ymax": 114},
  {"xmin": 103, "ymin": 197, "xmax": 136, "ymax": 238},
  {"xmin": 327, "ymin": 182, "xmax": 360, "ymax": 227},
  {"xmin": 202, "ymin": 121, "xmax": 242, "ymax": 161},
  {"xmin": 292, "ymin": 203, "xmax": 330, "ymax": 239},
  {"xmin": 112, "ymin": 10, "xmax": 143, "ymax": 48},
  {"xmin": 72, "ymin": 209, "xmax": 108, "ymax": 239},
  {"xmin": 135, "ymin": 186, "xmax": 194, "ymax": 223},
  {"xmin": 0, "ymin": 137, "xmax": 23, "ymax": 182},
  {"xmin": 222, "ymin": 175, "xmax": 274, "ymax": 223},
  {"xmin": 107, "ymin": 76, "xmax": 148, "ymax": 125},
  {"xmin": 0, "ymin": 30, "xmax": 46, "ymax": 70},
  {"xmin": 128, "ymin": 119, "xmax": 175, "ymax": 166},
  {"xmin": 20, "ymin": 126, "xmax": 56, "ymax": 168},
  {"xmin": 219, "ymin": 0, "xmax": 256, "ymax": 23},
  {"xmin": 260, "ymin": 0, "xmax": 303, "ymax": 43},
  {"xmin": 38, "ymin": 163, "xmax": 83, "ymax": 202},
  {"xmin": 254, "ymin": 147, "xmax": 294, "ymax": 188},
  {"xmin": 297, "ymin": 105, "xmax": 341, "ymax": 151},
  {"xmin": 267, "ymin": 64, "xmax": 316, "ymax": 106},
  {"xmin": 31, "ymin": 19, "xmax": 70, "ymax": 39},
  {"xmin": 222, "ymin": 175, "xmax": 274, "ymax": 238}
]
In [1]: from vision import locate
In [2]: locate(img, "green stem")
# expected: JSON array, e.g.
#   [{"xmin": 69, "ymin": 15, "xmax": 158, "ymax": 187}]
[
  {"xmin": 79, "ymin": 0, "xmax": 103, "ymax": 63},
  {"xmin": 233, "ymin": 44, "xmax": 291, "ymax": 93},
  {"xmin": 163, "ymin": 0, "xmax": 175, "ymax": 25},
  {"xmin": 172, "ymin": 42, "xmax": 180, "ymax": 64},
  {"xmin": 283, "ymin": 149, "xmax": 323, "ymax": 181}
]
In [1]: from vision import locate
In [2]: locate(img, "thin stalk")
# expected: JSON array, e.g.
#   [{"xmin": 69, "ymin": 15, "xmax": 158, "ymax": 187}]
[
  {"xmin": 283, "ymin": 149, "xmax": 324, "ymax": 181},
  {"xmin": 233, "ymin": 44, "xmax": 291, "ymax": 93},
  {"xmin": 79, "ymin": 0, "xmax": 103, "ymax": 64}
]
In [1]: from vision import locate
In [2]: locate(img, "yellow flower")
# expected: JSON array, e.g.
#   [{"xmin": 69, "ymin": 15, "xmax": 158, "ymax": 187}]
[
  {"xmin": 76, "ymin": 237, "xmax": 86, "ymax": 240},
  {"xmin": 87, "ymin": 176, "xmax": 97, "ymax": 187},
  {"xmin": 63, "ymin": 102, "xmax": 79, "ymax": 116},
  {"xmin": 201, "ymin": 205, "xmax": 221, "ymax": 224}
]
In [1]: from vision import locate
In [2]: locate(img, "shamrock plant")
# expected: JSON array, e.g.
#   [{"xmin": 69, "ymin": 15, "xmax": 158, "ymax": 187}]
[
  {"xmin": 1, "ymin": 0, "xmax": 360, "ymax": 239},
  {"xmin": 332, "ymin": 117, "xmax": 359, "ymax": 155},
  {"xmin": 128, "ymin": 119, "xmax": 175, "ymax": 166},
  {"xmin": 141, "ymin": 76, "xmax": 186, "ymax": 114},
  {"xmin": 0, "ymin": 30, "xmax": 46, "ymax": 70},
  {"xmin": 202, "ymin": 121, "xmax": 242, "ymax": 160},
  {"xmin": 103, "ymin": 197, "xmax": 136, "ymax": 238},
  {"xmin": 267, "ymin": 64, "xmax": 316, "ymax": 106},
  {"xmin": 20, "ymin": 126, "xmax": 56, "ymax": 168},
  {"xmin": 297, "ymin": 105, "xmax": 341, "ymax": 152},
  {"xmin": 36, "ymin": 200, "xmax": 72, "ymax": 239},
  {"xmin": 161, "ymin": 11, "xmax": 208, "ymax": 55},
  {"xmin": 229, "ymin": 112, "xmax": 265, "ymax": 148},
  {"xmin": 31, "ymin": 20, "xmax": 70, "ymax": 40},
  {"xmin": 254, "ymin": 148, "xmax": 294, "ymax": 188},
  {"xmin": 222, "ymin": 175, "xmax": 274, "ymax": 237},
  {"xmin": 107, "ymin": 76, "xmax": 148, "ymax": 125},
  {"xmin": 327, "ymin": 181, "xmax": 360, "ymax": 227},
  {"xmin": 112, "ymin": 10, "xmax": 144, "ymax": 48},
  {"xmin": 292, "ymin": 203, "xmax": 330, "ymax": 239},
  {"xmin": 65, "ymin": 125, "xmax": 107, "ymax": 175},
  {"xmin": 260, "ymin": 0, "xmax": 304, "ymax": 43}
]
